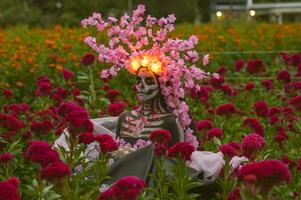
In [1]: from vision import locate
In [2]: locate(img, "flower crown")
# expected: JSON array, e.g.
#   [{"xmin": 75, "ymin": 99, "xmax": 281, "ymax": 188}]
[{"xmin": 81, "ymin": 5, "xmax": 218, "ymax": 148}]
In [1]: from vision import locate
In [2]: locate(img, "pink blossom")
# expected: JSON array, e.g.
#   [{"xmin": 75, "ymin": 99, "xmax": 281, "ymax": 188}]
[{"xmin": 203, "ymin": 54, "xmax": 210, "ymax": 66}]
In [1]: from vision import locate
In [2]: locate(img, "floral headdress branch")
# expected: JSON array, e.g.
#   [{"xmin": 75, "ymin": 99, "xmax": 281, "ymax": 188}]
[{"xmin": 81, "ymin": 5, "xmax": 218, "ymax": 145}]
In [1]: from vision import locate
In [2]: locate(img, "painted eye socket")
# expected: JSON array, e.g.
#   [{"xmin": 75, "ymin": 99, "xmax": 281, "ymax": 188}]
[
  {"xmin": 136, "ymin": 77, "xmax": 142, "ymax": 84},
  {"xmin": 145, "ymin": 77, "xmax": 155, "ymax": 85}
]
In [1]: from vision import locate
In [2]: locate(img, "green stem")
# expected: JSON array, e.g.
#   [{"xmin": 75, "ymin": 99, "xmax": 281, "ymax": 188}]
[{"xmin": 88, "ymin": 66, "xmax": 96, "ymax": 110}]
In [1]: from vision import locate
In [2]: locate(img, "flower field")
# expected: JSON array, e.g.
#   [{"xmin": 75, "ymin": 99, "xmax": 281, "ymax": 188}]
[{"xmin": 1, "ymin": 22, "xmax": 301, "ymax": 199}]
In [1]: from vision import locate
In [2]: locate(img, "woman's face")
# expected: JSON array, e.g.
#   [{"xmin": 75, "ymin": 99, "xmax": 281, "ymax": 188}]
[{"xmin": 135, "ymin": 67, "xmax": 160, "ymax": 102}]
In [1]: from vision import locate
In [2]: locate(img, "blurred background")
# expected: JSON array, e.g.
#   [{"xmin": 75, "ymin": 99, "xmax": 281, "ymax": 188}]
[{"xmin": 1, "ymin": 0, "xmax": 301, "ymax": 27}]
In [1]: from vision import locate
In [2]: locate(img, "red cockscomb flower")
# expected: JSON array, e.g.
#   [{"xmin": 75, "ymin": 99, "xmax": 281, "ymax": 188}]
[
  {"xmin": 61, "ymin": 68, "xmax": 75, "ymax": 80},
  {"xmin": 107, "ymin": 89, "xmax": 121, "ymax": 101},
  {"xmin": 168, "ymin": 142, "xmax": 195, "ymax": 161},
  {"xmin": 26, "ymin": 141, "xmax": 60, "ymax": 167},
  {"xmin": 0, "ymin": 114, "xmax": 25, "ymax": 131},
  {"xmin": 220, "ymin": 144, "xmax": 237, "ymax": 159},
  {"xmin": 0, "ymin": 177, "xmax": 20, "ymax": 200},
  {"xmin": 277, "ymin": 70, "xmax": 291, "ymax": 83},
  {"xmin": 81, "ymin": 53, "xmax": 95, "ymax": 66},
  {"xmin": 210, "ymin": 76, "xmax": 225, "ymax": 88},
  {"xmin": 57, "ymin": 101, "xmax": 83, "ymax": 117},
  {"xmin": 41, "ymin": 160, "xmax": 71, "ymax": 181},
  {"xmin": 261, "ymin": 79, "xmax": 273, "ymax": 90},
  {"xmin": 236, "ymin": 159, "xmax": 291, "ymax": 191},
  {"xmin": 241, "ymin": 133, "xmax": 265, "ymax": 159},
  {"xmin": 3, "ymin": 89, "xmax": 13, "ymax": 99},
  {"xmin": 242, "ymin": 118, "xmax": 264, "ymax": 137},
  {"xmin": 247, "ymin": 59, "xmax": 264, "ymax": 74},
  {"xmin": 108, "ymin": 102, "xmax": 126, "ymax": 116},
  {"xmin": 30, "ymin": 120, "xmax": 54, "ymax": 135},
  {"xmin": 0, "ymin": 152, "xmax": 14, "ymax": 164},
  {"xmin": 78, "ymin": 132, "xmax": 95, "ymax": 144},
  {"xmin": 275, "ymin": 126, "xmax": 288, "ymax": 144},
  {"xmin": 207, "ymin": 128, "xmax": 223, "ymax": 139},
  {"xmin": 245, "ymin": 82, "xmax": 256, "ymax": 90},
  {"xmin": 289, "ymin": 96, "xmax": 301, "ymax": 111},
  {"xmin": 149, "ymin": 129, "xmax": 172, "ymax": 144},
  {"xmin": 65, "ymin": 110, "xmax": 90, "ymax": 127},
  {"xmin": 228, "ymin": 187, "xmax": 241, "ymax": 200},
  {"xmin": 98, "ymin": 176, "xmax": 145, "ymax": 200},
  {"xmin": 196, "ymin": 119, "xmax": 213, "ymax": 130},
  {"xmin": 234, "ymin": 59, "xmax": 244, "ymax": 72},
  {"xmin": 216, "ymin": 103, "xmax": 237, "ymax": 116},
  {"xmin": 95, "ymin": 134, "xmax": 118, "ymax": 153},
  {"xmin": 253, "ymin": 100, "xmax": 269, "ymax": 118},
  {"xmin": 297, "ymin": 157, "xmax": 301, "ymax": 171}
]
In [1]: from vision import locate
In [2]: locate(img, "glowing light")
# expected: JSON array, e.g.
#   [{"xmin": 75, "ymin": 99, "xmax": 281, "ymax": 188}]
[
  {"xmin": 150, "ymin": 61, "xmax": 162, "ymax": 75},
  {"xmin": 216, "ymin": 11, "xmax": 223, "ymax": 18},
  {"xmin": 130, "ymin": 58, "xmax": 140, "ymax": 72},
  {"xmin": 249, "ymin": 10, "xmax": 256, "ymax": 17},
  {"xmin": 141, "ymin": 55, "xmax": 151, "ymax": 67}
]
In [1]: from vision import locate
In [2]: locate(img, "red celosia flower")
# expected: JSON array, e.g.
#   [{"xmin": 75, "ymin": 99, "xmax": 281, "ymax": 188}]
[
  {"xmin": 95, "ymin": 134, "xmax": 118, "ymax": 153},
  {"xmin": 253, "ymin": 100, "xmax": 269, "ymax": 117},
  {"xmin": 168, "ymin": 142, "xmax": 195, "ymax": 161},
  {"xmin": 36, "ymin": 75, "xmax": 50, "ymax": 85},
  {"xmin": 277, "ymin": 70, "xmax": 291, "ymax": 83},
  {"xmin": 57, "ymin": 101, "xmax": 83, "ymax": 117},
  {"xmin": 291, "ymin": 53, "xmax": 301, "ymax": 66},
  {"xmin": 210, "ymin": 76, "xmax": 225, "ymax": 88},
  {"xmin": 207, "ymin": 128, "xmax": 223, "ymax": 139},
  {"xmin": 291, "ymin": 81, "xmax": 301, "ymax": 89},
  {"xmin": 247, "ymin": 59, "xmax": 264, "ymax": 73},
  {"xmin": 199, "ymin": 86, "xmax": 210, "ymax": 103},
  {"xmin": 289, "ymin": 96, "xmax": 301, "ymax": 111},
  {"xmin": 219, "ymin": 144, "xmax": 237, "ymax": 159},
  {"xmin": 275, "ymin": 126, "xmax": 288, "ymax": 144},
  {"xmin": 236, "ymin": 159, "xmax": 291, "ymax": 190},
  {"xmin": 73, "ymin": 87, "xmax": 81, "ymax": 96},
  {"xmin": 0, "ymin": 114, "xmax": 25, "ymax": 131},
  {"xmin": 41, "ymin": 160, "xmax": 71, "ymax": 181},
  {"xmin": 241, "ymin": 133, "xmax": 265, "ymax": 159},
  {"xmin": 228, "ymin": 187, "xmax": 241, "ymax": 200},
  {"xmin": 149, "ymin": 129, "xmax": 172, "ymax": 144},
  {"xmin": 0, "ymin": 152, "xmax": 14, "ymax": 164},
  {"xmin": 81, "ymin": 53, "xmax": 95, "ymax": 66},
  {"xmin": 221, "ymin": 84, "xmax": 233, "ymax": 96},
  {"xmin": 102, "ymin": 84, "xmax": 111, "ymax": 91},
  {"xmin": 267, "ymin": 106, "xmax": 281, "ymax": 117},
  {"xmin": 245, "ymin": 82, "xmax": 256, "ymax": 90},
  {"xmin": 234, "ymin": 59, "xmax": 244, "ymax": 71},
  {"xmin": 0, "ymin": 177, "xmax": 20, "ymax": 200},
  {"xmin": 30, "ymin": 120, "xmax": 54, "ymax": 135},
  {"xmin": 65, "ymin": 110, "xmax": 89, "ymax": 127},
  {"xmin": 26, "ymin": 141, "xmax": 60, "ymax": 167},
  {"xmin": 3, "ymin": 89, "xmax": 13, "ymax": 99},
  {"xmin": 228, "ymin": 141, "xmax": 241, "ymax": 150},
  {"xmin": 108, "ymin": 102, "xmax": 126, "ymax": 116},
  {"xmin": 261, "ymin": 79, "xmax": 273, "ymax": 90},
  {"xmin": 154, "ymin": 143, "xmax": 168, "ymax": 157},
  {"xmin": 281, "ymin": 155, "xmax": 296, "ymax": 168},
  {"xmin": 196, "ymin": 119, "xmax": 213, "ymax": 130},
  {"xmin": 242, "ymin": 118, "xmax": 264, "ymax": 137},
  {"xmin": 297, "ymin": 157, "xmax": 301, "ymax": 171},
  {"xmin": 79, "ymin": 132, "xmax": 95, "ymax": 144},
  {"xmin": 216, "ymin": 103, "xmax": 237, "ymax": 116},
  {"xmin": 98, "ymin": 176, "xmax": 145, "ymax": 200},
  {"xmin": 107, "ymin": 89, "xmax": 121, "ymax": 101},
  {"xmin": 61, "ymin": 68, "xmax": 75, "ymax": 80},
  {"xmin": 37, "ymin": 82, "xmax": 53, "ymax": 96}
]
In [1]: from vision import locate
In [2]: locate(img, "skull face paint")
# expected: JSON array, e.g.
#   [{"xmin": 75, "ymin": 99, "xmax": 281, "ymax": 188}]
[{"xmin": 136, "ymin": 67, "xmax": 160, "ymax": 102}]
